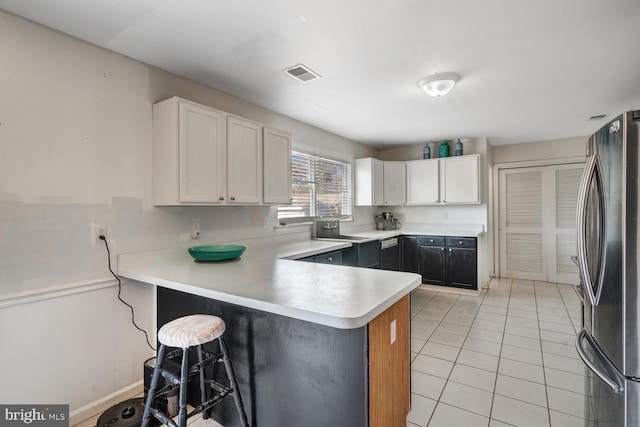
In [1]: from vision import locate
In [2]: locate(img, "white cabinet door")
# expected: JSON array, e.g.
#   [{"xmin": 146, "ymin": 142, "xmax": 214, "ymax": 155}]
[
  {"xmin": 227, "ymin": 116, "xmax": 262, "ymax": 204},
  {"xmin": 382, "ymin": 162, "xmax": 406, "ymax": 205},
  {"xmin": 263, "ymin": 127, "xmax": 292, "ymax": 204},
  {"xmin": 406, "ymin": 159, "xmax": 439, "ymax": 204},
  {"xmin": 355, "ymin": 158, "xmax": 384, "ymax": 206},
  {"xmin": 372, "ymin": 159, "xmax": 384, "ymax": 205},
  {"xmin": 153, "ymin": 97, "xmax": 227, "ymax": 205},
  {"xmin": 440, "ymin": 155, "xmax": 479, "ymax": 204},
  {"xmin": 178, "ymin": 101, "xmax": 226, "ymax": 203}
]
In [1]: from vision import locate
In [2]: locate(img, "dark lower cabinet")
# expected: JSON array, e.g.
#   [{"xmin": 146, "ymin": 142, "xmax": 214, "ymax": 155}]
[
  {"xmin": 447, "ymin": 247, "xmax": 477, "ymax": 288},
  {"xmin": 399, "ymin": 236, "xmax": 419, "ymax": 274},
  {"xmin": 401, "ymin": 235, "xmax": 477, "ymax": 290},
  {"xmin": 419, "ymin": 246, "xmax": 446, "ymax": 285},
  {"xmin": 314, "ymin": 250, "xmax": 343, "ymax": 265},
  {"xmin": 342, "ymin": 240, "xmax": 381, "ymax": 268}
]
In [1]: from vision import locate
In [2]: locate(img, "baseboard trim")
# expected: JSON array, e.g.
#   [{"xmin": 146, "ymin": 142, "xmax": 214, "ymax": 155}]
[
  {"xmin": 417, "ymin": 283, "xmax": 482, "ymax": 297},
  {"xmin": 70, "ymin": 381, "xmax": 143, "ymax": 426}
]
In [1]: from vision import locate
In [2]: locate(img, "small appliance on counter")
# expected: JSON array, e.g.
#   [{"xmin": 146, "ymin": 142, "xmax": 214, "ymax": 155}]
[{"xmin": 375, "ymin": 212, "xmax": 402, "ymax": 230}]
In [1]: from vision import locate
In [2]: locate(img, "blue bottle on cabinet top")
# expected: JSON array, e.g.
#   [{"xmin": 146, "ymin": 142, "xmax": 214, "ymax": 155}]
[
  {"xmin": 455, "ymin": 139, "xmax": 463, "ymax": 156},
  {"xmin": 423, "ymin": 144, "xmax": 430, "ymax": 159},
  {"xmin": 438, "ymin": 141, "xmax": 449, "ymax": 158}
]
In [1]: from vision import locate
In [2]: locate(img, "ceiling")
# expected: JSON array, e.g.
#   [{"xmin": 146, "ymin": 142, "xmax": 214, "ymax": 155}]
[{"xmin": 2, "ymin": 0, "xmax": 639, "ymax": 148}]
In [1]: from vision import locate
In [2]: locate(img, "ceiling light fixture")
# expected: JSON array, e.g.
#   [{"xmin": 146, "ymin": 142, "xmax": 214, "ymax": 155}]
[{"xmin": 418, "ymin": 73, "xmax": 460, "ymax": 97}]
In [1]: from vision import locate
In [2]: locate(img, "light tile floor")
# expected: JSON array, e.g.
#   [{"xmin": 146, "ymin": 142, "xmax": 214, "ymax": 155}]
[{"xmin": 407, "ymin": 278, "xmax": 589, "ymax": 427}]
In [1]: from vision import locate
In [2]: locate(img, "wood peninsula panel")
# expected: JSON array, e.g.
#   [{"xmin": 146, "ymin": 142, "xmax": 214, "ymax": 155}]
[{"xmin": 368, "ymin": 295, "xmax": 410, "ymax": 427}]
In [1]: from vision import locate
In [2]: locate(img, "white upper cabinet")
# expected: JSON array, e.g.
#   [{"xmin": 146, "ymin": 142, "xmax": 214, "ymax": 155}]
[
  {"xmin": 440, "ymin": 155, "xmax": 480, "ymax": 204},
  {"xmin": 263, "ymin": 127, "xmax": 292, "ymax": 204},
  {"xmin": 153, "ymin": 97, "xmax": 227, "ymax": 205},
  {"xmin": 152, "ymin": 97, "xmax": 291, "ymax": 206},
  {"xmin": 355, "ymin": 158, "xmax": 406, "ymax": 206},
  {"xmin": 227, "ymin": 115, "xmax": 262, "ymax": 204},
  {"xmin": 406, "ymin": 159, "xmax": 439, "ymax": 204},
  {"xmin": 355, "ymin": 158, "xmax": 384, "ymax": 206},
  {"xmin": 404, "ymin": 154, "xmax": 480, "ymax": 205},
  {"xmin": 382, "ymin": 162, "xmax": 406, "ymax": 205}
]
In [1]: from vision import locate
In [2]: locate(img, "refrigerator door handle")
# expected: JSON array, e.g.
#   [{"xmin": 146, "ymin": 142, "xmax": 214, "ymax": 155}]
[
  {"xmin": 576, "ymin": 329, "xmax": 625, "ymax": 395},
  {"xmin": 576, "ymin": 155, "xmax": 606, "ymax": 306}
]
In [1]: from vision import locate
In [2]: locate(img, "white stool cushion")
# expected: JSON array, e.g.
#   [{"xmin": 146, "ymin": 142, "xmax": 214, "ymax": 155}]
[{"xmin": 158, "ymin": 314, "xmax": 226, "ymax": 348}]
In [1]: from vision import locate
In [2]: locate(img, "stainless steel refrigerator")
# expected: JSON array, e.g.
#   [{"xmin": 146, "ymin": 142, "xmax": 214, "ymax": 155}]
[{"xmin": 575, "ymin": 110, "xmax": 640, "ymax": 426}]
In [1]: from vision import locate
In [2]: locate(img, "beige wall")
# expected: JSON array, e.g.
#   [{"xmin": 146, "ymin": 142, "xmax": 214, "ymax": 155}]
[{"xmin": 490, "ymin": 136, "xmax": 587, "ymax": 164}]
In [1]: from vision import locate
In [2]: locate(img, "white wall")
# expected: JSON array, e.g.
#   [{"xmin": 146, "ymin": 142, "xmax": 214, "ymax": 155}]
[{"xmin": 0, "ymin": 11, "xmax": 377, "ymax": 420}]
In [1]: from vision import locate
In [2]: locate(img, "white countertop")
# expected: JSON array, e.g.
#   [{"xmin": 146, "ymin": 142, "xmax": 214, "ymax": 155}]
[
  {"xmin": 317, "ymin": 224, "xmax": 484, "ymax": 243},
  {"xmin": 118, "ymin": 238, "xmax": 422, "ymax": 329}
]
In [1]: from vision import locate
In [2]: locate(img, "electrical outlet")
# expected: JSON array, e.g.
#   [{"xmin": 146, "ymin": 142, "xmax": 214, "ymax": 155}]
[
  {"xmin": 191, "ymin": 219, "xmax": 200, "ymax": 239},
  {"xmin": 390, "ymin": 319, "xmax": 397, "ymax": 344},
  {"xmin": 92, "ymin": 222, "xmax": 107, "ymax": 245}
]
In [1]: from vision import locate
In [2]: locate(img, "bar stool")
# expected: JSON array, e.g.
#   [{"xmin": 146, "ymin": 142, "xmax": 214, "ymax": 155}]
[{"xmin": 141, "ymin": 314, "xmax": 250, "ymax": 427}]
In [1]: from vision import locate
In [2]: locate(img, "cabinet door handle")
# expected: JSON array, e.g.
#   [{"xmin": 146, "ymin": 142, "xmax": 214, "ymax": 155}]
[
  {"xmin": 230, "ymin": 196, "xmax": 235, "ymax": 201},
  {"xmin": 448, "ymin": 248, "xmax": 452, "ymax": 252},
  {"xmin": 430, "ymin": 239, "xmax": 434, "ymax": 243},
  {"xmin": 443, "ymin": 200, "xmax": 447, "ymax": 203},
  {"xmin": 441, "ymin": 247, "xmax": 445, "ymax": 251},
  {"xmin": 459, "ymin": 241, "xmax": 463, "ymax": 245},
  {"xmin": 219, "ymin": 196, "xmax": 224, "ymax": 201},
  {"xmin": 328, "ymin": 256, "xmax": 333, "ymax": 261}
]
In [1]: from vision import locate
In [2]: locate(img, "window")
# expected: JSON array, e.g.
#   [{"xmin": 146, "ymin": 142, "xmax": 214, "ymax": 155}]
[{"xmin": 278, "ymin": 151, "xmax": 352, "ymax": 224}]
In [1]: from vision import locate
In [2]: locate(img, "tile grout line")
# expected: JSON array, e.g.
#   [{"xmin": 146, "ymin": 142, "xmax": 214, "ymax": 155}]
[
  {"xmin": 487, "ymin": 277, "xmax": 513, "ymax": 426},
  {"xmin": 535, "ymin": 280, "xmax": 553, "ymax": 427}
]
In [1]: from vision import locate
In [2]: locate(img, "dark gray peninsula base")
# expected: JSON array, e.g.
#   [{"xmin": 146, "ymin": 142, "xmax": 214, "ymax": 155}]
[{"xmin": 157, "ymin": 287, "xmax": 409, "ymax": 427}]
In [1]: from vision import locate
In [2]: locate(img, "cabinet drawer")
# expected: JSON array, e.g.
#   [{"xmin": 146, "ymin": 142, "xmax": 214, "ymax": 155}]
[
  {"xmin": 446, "ymin": 237, "xmax": 476, "ymax": 249},
  {"xmin": 417, "ymin": 236, "xmax": 445, "ymax": 247},
  {"xmin": 314, "ymin": 250, "xmax": 343, "ymax": 265}
]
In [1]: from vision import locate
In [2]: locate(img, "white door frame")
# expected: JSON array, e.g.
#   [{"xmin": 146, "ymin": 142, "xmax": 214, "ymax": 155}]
[{"xmin": 491, "ymin": 156, "xmax": 586, "ymax": 280}]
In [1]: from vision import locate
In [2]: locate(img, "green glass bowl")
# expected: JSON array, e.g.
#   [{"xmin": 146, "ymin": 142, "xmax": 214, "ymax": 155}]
[{"xmin": 188, "ymin": 245, "xmax": 246, "ymax": 262}]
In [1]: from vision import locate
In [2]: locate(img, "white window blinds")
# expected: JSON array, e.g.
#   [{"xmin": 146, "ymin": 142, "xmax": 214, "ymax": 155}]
[{"xmin": 278, "ymin": 151, "xmax": 352, "ymax": 223}]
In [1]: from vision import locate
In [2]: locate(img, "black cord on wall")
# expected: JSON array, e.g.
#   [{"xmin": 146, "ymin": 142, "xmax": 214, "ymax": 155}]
[{"xmin": 100, "ymin": 235, "xmax": 156, "ymax": 351}]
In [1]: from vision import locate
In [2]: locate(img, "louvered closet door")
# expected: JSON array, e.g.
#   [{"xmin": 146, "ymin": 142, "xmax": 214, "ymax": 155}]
[
  {"xmin": 499, "ymin": 168, "xmax": 547, "ymax": 280},
  {"xmin": 547, "ymin": 165, "xmax": 583, "ymax": 284}
]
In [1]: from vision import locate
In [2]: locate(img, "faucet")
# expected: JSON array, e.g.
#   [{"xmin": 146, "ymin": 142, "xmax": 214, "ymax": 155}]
[
  {"xmin": 312, "ymin": 216, "xmax": 347, "ymax": 239},
  {"xmin": 322, "ymin": 220, "xmax": 339, "ymax": 230}
]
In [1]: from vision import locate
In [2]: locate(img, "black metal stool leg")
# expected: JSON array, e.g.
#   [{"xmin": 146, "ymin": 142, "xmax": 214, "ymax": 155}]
[
  {"xmin": 142, "ymin": 344, "xmax": 166, "ymax": 427},
  {"xmin": 218, "ymin": 336, "xmax": 250, "ymax": 427},
  {"xmin": 177, "ymin": 347, "xmax": 189, "ymax": 427},
  {"xmin": 196, "ymin": 344, "xmax": 209, "ymax": 419}
]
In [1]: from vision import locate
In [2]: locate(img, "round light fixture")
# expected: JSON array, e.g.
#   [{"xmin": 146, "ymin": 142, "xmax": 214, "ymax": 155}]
[{"xmin": 418, "ymin": 73, "xmax": 460, "ymax": 97}]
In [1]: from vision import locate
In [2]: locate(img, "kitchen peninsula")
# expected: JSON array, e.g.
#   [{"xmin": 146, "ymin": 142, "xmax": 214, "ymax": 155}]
[{"xmin": 118, "ymin": 237, "xmax": 421, "ymax": 427}]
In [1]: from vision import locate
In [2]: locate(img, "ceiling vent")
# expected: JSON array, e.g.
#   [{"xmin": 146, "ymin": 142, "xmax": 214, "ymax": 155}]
[
  {"xmin": 588, "ymin": 114, "xmax": 607, "ymax": 121},
  {"xmin": 284, "ymin": 64, "xmax": 321, "ymax": 83}
]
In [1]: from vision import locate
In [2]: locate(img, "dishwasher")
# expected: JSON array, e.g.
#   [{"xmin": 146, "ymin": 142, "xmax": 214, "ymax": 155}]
[{"xmin": 380, "ymin": 237, "xmax": 399, "ymax": 271}]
